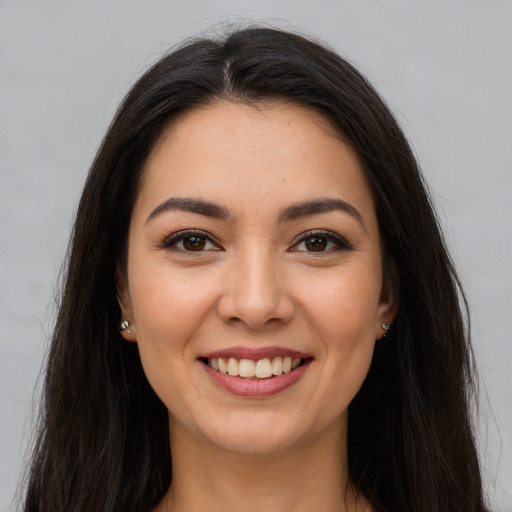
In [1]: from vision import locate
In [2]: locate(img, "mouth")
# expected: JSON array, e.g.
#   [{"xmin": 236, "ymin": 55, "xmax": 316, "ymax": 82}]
[
  {"xmin": 200, "ymin": 356, "xmax": 311, "ymax": 379},
  {"xmin": 198, "ymin": 348, "xmax": 313, "ymax": 397}
]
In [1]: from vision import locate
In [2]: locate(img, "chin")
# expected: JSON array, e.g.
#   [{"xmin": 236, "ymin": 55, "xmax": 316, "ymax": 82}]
[
  {"xmin": 214, "ymin": 431, "xmax": 299, "ymax": 455},
  {"xmin": 197, "ymin": 412, "xmax": 317, "ymax": 456}
]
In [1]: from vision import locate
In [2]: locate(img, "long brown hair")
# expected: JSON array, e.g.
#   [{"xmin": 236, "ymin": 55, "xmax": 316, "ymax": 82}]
[{"xmin": 23, "ymin": 27, "xmax": 487, "ymax": 511}]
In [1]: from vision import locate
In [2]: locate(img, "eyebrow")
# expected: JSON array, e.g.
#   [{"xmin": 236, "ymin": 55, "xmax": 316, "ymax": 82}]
[
  {"xmin": 278, "ymin": 198, "xmax": 365, "ymax": 227},
  {"xmin": 146, "ymin": 196, "xmax": 364, "ymax": 228},
  {"xmin": 146, "ymin": 197, "xmax": 230, "ymax": 223}
]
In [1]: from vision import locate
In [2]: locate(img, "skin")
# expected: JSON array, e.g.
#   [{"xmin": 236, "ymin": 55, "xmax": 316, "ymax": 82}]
[{"xmin": 118, "ymin": 100, "xmax": 397, "ymax": 512}]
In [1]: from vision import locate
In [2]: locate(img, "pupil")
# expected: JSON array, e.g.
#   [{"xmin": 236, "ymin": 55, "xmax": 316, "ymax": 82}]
[
  {"xmin": 306, "ymin": 236, "xmax": 327, "ymax": 251},
  {"xmin": 184, "ymin": 236, "xmax": 205, "ymax": 251}
]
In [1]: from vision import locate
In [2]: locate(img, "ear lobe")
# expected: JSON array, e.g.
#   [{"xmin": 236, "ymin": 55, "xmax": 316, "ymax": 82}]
[
  {"xmin": 115, "ymin": 266, "xmax": 137, "ymax": 342},
  {"xmin": 376, "ymin": 275, "xmax": 399, "ymax": 339}
]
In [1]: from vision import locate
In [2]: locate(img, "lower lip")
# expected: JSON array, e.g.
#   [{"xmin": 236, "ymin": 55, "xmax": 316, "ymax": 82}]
[{"xmin": 202, "ymin": 359, "xmax": 313, "ymax": 398}]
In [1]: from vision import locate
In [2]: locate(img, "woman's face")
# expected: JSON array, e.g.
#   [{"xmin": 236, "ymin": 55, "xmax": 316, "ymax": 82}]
[{"xmin": 118, "ymin": 100, "xmax": 396, "ymax": 454}]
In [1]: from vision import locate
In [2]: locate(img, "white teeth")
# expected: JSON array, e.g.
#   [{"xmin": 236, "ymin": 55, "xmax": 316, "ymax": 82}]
[
  {"xmin": 227, "ymin": 357, "xmax": 239, "ymax": 376},
  {"xmin": 218, "ymin": 358, "xmax": 228, "ymax": 374},
  {"xmin": 272, "ymin": 356, "xmax": 283, "ymax": 375},
  {"xmin": 255, "ymin": 358, "xmax": 273, "ymax": 378},
  {"xmin": 239, "ymin": 358, "xmax": 255, "ymax": 377},
  {"xmin": 207, "ymin": 355, "xmax": 304, "ymax": 379}
]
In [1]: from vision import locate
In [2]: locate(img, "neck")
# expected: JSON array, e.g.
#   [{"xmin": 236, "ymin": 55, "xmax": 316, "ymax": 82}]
[{"xmin": 154, "ymin": 415, "xmax": 371, "ymax": 512}]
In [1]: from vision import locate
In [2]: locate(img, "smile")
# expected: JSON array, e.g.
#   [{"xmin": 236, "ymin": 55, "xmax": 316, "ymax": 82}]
[
  {"xmin": 199, "ymin": 348, "xmax": 314, "ymax": 397},
  {"xmin": 207, "ymin": 356, "xmax": 302, "ymax": 379}
]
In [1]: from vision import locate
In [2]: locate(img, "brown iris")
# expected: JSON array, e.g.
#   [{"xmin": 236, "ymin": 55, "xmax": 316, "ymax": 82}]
[
  {"xmin": 183, "ymin": 236, "xmax": 206, "ymax": 251},
  {"xmin": 305, "ymin": 236, "xmax": 327, "ymax": 252}
]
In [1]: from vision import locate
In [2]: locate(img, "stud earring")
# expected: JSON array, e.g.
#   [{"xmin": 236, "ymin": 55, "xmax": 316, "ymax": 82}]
[
  {"xmin": 381, "ymin": 322, "xmax": 391, "ymax": 337},
  {"xmin": 119, "ymin": 320, "xmax": 130, "ymax": 332}
]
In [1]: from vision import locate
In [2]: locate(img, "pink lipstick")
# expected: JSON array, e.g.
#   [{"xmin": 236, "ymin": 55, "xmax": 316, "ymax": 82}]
[{"xmin": 199, "ymin": 346, "xmax": 313, "ymax": 398}]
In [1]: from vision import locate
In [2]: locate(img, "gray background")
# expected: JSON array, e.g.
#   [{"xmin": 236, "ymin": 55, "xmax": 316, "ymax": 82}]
[{"xmin": 1, "ymin": 1, "xmax": 511, "ymax": 510}]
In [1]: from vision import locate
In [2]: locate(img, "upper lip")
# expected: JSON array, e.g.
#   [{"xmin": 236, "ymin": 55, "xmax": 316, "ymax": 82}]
[{"xmin": 200, "ymin": 346, "xmax": 312, "ymax": 360}]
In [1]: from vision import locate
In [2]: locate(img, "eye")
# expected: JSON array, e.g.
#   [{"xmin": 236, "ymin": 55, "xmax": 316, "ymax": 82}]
[
  {"xmin": 291, "ymin": 231, "xmax": 353, "ymax": 253},
  {"xmin": 162, "ymin": 230, "xmax": 220, "ymax": 252}
]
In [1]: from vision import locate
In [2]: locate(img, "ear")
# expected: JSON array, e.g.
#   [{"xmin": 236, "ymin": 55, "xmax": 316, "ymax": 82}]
[
  {"xmin": 115, "ymin": 266, "xmax": 137, "ymax": 342},
  {"xmin": 376, "ymin": 275, "xmax": 399, "ymax": 340}
]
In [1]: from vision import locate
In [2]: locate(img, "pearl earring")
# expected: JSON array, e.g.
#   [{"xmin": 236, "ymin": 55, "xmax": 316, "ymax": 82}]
[{"xmin": 119, "ymin": 320, "xmax": 131, "ymax": 333}]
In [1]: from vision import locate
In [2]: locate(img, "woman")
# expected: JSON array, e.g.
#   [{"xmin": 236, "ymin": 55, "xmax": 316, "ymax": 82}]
[{"xmin": 23, "ymin": 27, "xmax": 488, "ymax": 511}]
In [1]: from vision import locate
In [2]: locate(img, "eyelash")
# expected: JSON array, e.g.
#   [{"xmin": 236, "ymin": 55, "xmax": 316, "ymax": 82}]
[
  {"xmin": 290, "ymin": 230, "xmax": 354, "ymax": 254},
  {"xmin": 160, "ymin": 229, "xmax": 353, "ymax": 254},
  {"xmin": 160, "ymin": 229, "xmax": 221, "ymax": 252}
]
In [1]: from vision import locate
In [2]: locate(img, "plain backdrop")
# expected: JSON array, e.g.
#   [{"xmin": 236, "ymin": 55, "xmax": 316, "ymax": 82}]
[{"xmin": 1, "ymin": 1, "xmax": 511, "ymax": 510}]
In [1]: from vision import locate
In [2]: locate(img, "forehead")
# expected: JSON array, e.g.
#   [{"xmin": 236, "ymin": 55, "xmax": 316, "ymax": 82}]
[{"xmin": 134, "ymin": 100, "xmax": 375, "ymax": 222}]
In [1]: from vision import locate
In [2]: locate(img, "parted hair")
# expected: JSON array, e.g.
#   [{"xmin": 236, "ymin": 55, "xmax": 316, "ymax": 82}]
[{"xmin": 23, "ymin": 26, "xmax": 487, "ymax": 512}]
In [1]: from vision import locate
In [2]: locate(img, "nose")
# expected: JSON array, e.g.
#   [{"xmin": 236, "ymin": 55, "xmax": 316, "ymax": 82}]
[{"xmin": 217, "ymin": 248, "xmax": 295, "ymax": 329}]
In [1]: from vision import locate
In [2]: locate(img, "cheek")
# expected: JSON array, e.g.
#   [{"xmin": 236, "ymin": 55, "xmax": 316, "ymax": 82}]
[
  {"xmin": 128, "ymin": 269, "xmax": 219, "ymax": 409},
  {"xmin": 297, "ymin": 266, "xmax": 380, "ymax": 400},
  {"xmin": 128, "ymin": 261, "xmax": 221, "ymax": 380},
  {"xmin": 299, "ymin": 264, "xmax": 382, "ymax": 343}
]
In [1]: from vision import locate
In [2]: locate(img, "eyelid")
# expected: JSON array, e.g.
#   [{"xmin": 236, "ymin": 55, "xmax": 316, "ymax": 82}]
[
  {"xmin": 160, "ymin": 229, "xmax": 222, "ymax": 251},
  {"xmin": 289, "ymin": 229, "xmax": 354, "ymax": 252},
  {"xmin": 158, "ymin": 228, "xmax": 352, "ymax": 253}
]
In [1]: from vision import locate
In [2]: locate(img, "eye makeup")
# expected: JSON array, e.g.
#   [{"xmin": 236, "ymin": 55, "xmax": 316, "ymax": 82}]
[{"xmin": 290, "ymin": 229, "xmax": 354, "ymax": 254}]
